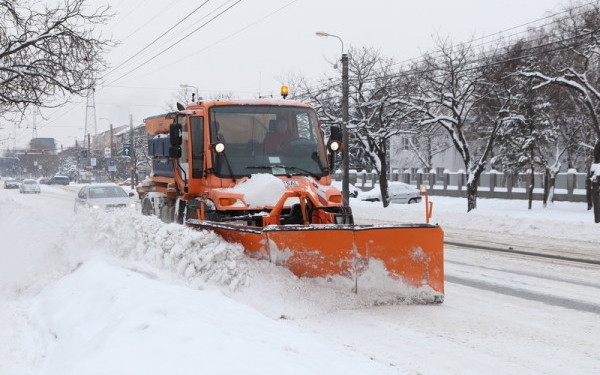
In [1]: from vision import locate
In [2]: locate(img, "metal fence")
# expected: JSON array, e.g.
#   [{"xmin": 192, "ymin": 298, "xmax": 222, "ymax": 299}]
[{"xmin": 335, "ymin": 170, "xmax": 589, "ymax": 203}]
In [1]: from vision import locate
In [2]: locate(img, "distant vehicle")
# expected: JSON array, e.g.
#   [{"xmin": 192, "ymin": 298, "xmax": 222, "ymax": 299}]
[
  {"xmin": 37, "ymin": 177, "xmax": 50, "ymax": 184},
  {"xmin": 19, "ymin": 179, "xmax": 41, "ymax": 194},
  {"xmin": 330, "ymin": 180, "xmax": 359, "ymax": 198},
  {"xmin": 359, "ymin": 182, "xmax": 422, "ymax": 204},
  {"xmin": 118, "ymin": 178, "xmax": 132, "ymax": 186},
  {"xmin": 4, "ymin": 178, "xmax": 19, "ymax": 189},
  {"xmin": 47, "ymin": 175, "xmax": 70, "ymax": 185},
  {"xmin": 77, "ymin": 171, "xmax": 95, "ymax": 184},
  {"xmin": 74, "ymin": 183, "xmax": 136, "ymax": 213}
]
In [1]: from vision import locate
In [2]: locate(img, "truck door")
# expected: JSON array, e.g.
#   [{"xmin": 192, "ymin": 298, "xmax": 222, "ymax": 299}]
[{"xmin": 189, "ymin": 116, "xmax": 204, "ymax": 178}]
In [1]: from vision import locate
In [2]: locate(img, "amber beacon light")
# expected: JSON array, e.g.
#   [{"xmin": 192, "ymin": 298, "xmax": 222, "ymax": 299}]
[{"xmin": 280, "ymin": 85, "xmax": 289, "ymax": 99}]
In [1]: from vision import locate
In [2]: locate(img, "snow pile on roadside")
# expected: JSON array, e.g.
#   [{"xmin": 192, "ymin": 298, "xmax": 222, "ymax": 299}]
[
  {"xmin": 0, "ymin": 195, "xmax": 76, "ymax": 299},
  {"xmin": 351, "ymin": 196, "xmax": 600, "ymax": 243},
  {"xmin": 66, "ymin": 209, "xmax": 251, "ymax": 291},
  {"xmin": 61, "ymin": 206, "xmax": 438, "ymax": 320},
  {"xmin": 28, "ymin": 259, "xmax": 395, "ymax": 375}
]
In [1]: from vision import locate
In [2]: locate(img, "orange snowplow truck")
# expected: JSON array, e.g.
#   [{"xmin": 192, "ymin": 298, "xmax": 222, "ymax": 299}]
[{"xmin": 137, "ymin": 90, "xmax": 444, "ymax": 301}]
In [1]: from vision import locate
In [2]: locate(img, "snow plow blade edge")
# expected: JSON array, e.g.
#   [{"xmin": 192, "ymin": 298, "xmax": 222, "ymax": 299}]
[{"xmin": 187, "ymin": 221, "xmax": 444, "ymax": 296}]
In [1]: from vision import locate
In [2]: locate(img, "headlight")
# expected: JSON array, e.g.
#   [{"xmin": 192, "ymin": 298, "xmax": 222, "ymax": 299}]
[{"xmin": 328, "ymin": 141, "xmax": 341, "ymax": 152}]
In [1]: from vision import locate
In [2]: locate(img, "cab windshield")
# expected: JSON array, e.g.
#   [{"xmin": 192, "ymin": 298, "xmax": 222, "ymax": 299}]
[{"xmin": 209, "ymin": 105, "xmax": 328, "ymax": 178}]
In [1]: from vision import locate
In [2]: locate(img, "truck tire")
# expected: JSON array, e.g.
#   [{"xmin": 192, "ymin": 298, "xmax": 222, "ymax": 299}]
[
  {"xmin": 176, "ymin": 199, "xmax": 186, "ymax": 224},
  {"xmin": 160, "ymin": 202, "xmax": 175, "ymax": 223},
  {"xmin": 141, "ymin": 197, "xmax": 155, "ymax": 216}
]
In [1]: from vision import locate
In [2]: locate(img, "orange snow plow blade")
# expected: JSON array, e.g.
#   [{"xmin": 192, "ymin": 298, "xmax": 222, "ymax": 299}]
[{"xmin": 188, "ymin": 220, "xmax": 444, "ymax": 299}]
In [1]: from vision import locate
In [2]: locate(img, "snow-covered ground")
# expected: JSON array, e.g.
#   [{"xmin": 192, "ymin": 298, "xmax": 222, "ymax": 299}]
[{"xmin": 1, "ymin": 184, "xmax": 599, "ymax": 374}]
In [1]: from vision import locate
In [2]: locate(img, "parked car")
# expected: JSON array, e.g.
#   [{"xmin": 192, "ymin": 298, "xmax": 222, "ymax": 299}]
[
  {"xmin": 358, "ymin": 182, "xmax": 422, "ymax": 204},
  {"xmin": 3, "ymin": 178, "xmax": 19, "ymax": 189},
  {"xmin": 47, "ymin": 175, "xmax": 71, "ymax": 185},
  {"xmin": 74, "ymin": 183, "xmax": 136, "ymax": 213},
  {"xmin": 330, "ymin": 180, "xmax": 359, "ymax": 198},
  {"xmin": 19, "ymin": 179, "xmax": 41, "ymax": 194}
]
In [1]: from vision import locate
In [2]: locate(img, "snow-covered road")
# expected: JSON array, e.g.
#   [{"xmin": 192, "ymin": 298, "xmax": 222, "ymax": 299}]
[{"xmin": 1, "ymin": 184, "xmax": 599, "ymax": 374}]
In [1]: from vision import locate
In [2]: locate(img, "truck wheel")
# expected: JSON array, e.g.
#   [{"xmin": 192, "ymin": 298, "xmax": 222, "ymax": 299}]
[
  {"xmin": 176, "ymin": 199, "xmax": 186, "ymax": 224},
  {"xmin": 159, "ymin": 202, "xmax": 175, "ymax": 223},
  {"xmin": 141, "ymin": 197, "xmax": 155, "ymax": 216}
]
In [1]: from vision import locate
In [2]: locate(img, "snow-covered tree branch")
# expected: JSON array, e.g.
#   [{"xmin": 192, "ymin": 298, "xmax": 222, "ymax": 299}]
[{"xmin": 0, "ymin": 0, "xmax": 115, "ymax": 118}]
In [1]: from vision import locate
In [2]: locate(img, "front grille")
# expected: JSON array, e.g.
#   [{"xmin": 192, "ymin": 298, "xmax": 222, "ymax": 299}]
[{"xmin": 106, "ymin": 204, "xmax": 127, "ymax": 209}]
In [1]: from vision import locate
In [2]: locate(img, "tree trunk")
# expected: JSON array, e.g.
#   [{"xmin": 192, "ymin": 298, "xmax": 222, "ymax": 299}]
[
  {"xmin": 466, "ymin": 180, "xmax": 478, "ymax": 212},
  {"xmin": 528, "ymin": 164, "xmax": 534, "ymax": 210},
  {"xmin": 593, "ymin": 180, "xmax": 600, "ymax": 223},
  {"xmin": 379, "ymin": 150, "xmax": 390, "ymax": 208},
  {"xmin": 542, "ymin": 169, "xmax": 550, "ymax": 208},
  {"xmin": 586, "ymin": 176, "xmax": 593, "ymax": 210},
  {"xmin": 590, "ymin": 141, "xmax": 600, "ymax": 223}
]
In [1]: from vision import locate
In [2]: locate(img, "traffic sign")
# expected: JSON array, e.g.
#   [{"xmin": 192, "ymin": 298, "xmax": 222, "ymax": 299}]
[{"xmin": 123, "ymin": 144, "xmax": 132, "ymax": 156}]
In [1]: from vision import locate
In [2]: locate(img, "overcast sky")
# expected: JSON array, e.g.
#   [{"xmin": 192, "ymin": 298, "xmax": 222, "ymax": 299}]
[{"xmin": 4, "ymin": 0, "xmax": 578, "ymax": 150}]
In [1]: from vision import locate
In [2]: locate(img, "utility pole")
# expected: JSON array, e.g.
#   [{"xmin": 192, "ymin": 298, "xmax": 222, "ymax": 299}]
[
  {"xmin": 341, "ymin": 52, "xmax": 350, "ymax": 205},
  {"xmin": 316, "ymin": 31, "xmax": 350, "ymax": 205},
  {"xmin": 109, "ymin": 123, "xmax": 114, "ymax": 159},
  {"xmin": 129, "ymin": 115, "xmax": 136, "ymax": 190},
  {"xmin": 110, "ymin": 123, "xmax": 114, "ymax": 181},
  {"xmin": 84, "ymin": 88, "xmax": 97, "ymax": 150}
]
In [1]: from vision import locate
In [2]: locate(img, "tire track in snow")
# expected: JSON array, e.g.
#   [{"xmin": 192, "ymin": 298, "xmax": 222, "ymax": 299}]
[{"xmin": 446, "ymin": 275, "xmax": 600, "ymax": 314}]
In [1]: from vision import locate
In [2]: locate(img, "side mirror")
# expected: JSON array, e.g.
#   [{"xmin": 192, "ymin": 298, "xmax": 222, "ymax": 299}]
[
  {"xmin": 169, "ymin": 146, "xmax": 182, "ymax": 158},
  {"xmin": 329, "ymin": 126, "xmax": 342, "ymax": 143},
  {"xmin": 327, "ymin": 126, "xmax": 343, "ymax": 172},
  {"xmin": 327, "ymin": 126, "xmax": 342, "ymax": 152},
  {"xmin": 169, "ymin": 123, "xmax": 182, "ymax": 146}
]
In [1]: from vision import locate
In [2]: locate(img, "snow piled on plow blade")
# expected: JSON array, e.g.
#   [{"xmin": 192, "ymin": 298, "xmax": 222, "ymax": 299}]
[{"xmin": 63, "ymin": 210, "xmax": 443, "ymax": 306}]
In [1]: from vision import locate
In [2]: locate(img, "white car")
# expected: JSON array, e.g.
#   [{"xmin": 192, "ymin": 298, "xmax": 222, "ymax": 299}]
[
  {"xmin": 74, "ymin": 183, "xmax": 136, "ymax": 213},
  {"xmin": 359, "ymin": 182, "xmax": 422, "ymax": 204},
  {"xmin": 330, "ymin": 180, "xmax": 359, "ymax": 198},
  {"xmin": 19, "ymin": 179, "xmax": 41, "ymax": 194}
]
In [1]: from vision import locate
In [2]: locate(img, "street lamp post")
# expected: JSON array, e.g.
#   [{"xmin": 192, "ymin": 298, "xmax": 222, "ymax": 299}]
[
  {"xmin": 316, "ymin": 31, "xmax": 350, "ymax": 205},
  {"xmin": 99, "ymin": 117, "xmax": 115, "ymax": 157},
  {"xmin": 129, "ymin": 114, "xmax": 136, "ymax": 190},
  {"xmin": 180, "ymin": 84, "xmax": 199, "ymax": 102}
]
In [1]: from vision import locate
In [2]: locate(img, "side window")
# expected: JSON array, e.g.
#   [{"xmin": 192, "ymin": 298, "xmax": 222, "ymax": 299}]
[{"xmin": 178, "ymin": 115, "xmax": 190, "ymax": 178}]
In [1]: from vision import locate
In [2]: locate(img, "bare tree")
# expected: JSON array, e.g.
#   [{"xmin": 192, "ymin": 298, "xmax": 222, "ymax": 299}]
[
  {"xmin": 409, "ymin": 36, "xmax": 503, "ymax": 212},
  {"xmin": 309, "ymin": 47, "xmax": 419, "ymax": 206},
  {"xmin": 0, "ymin": 0, "xmax": 114, "ymax": 118},
  {"xmin": 516, "ymin": 1, "xmax": 600, "ymax": 219},
  {"xmin": 349, "ymin": 47, "xmax": 423, "ymax": 207}
]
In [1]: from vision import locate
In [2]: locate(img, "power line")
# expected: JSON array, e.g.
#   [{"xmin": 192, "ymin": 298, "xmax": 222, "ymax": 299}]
[
  {"xmin": 118, "ymin": 0, "xmax": 184, "ymax": 42},
  {"xmin": 300, "ymin": 23, "xmax": 600, "ymax": 104},
  {"xmin": 308, "ymin": 2, "xmax": 600, "ymax": 95},
  {"xmin": 101, "ymin": 0, "xmax": 210, "ymax": 81},
  {"xmin": 105, "ymin": 0, "xmax": 241, "ymax": 86},
  {"xmin": 388, "ymin": 0, "xmax": 598, "ymax": 71},
  {"xmin": 142, "ymin": 0, "xmax": 300, "ymax": 78}
]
